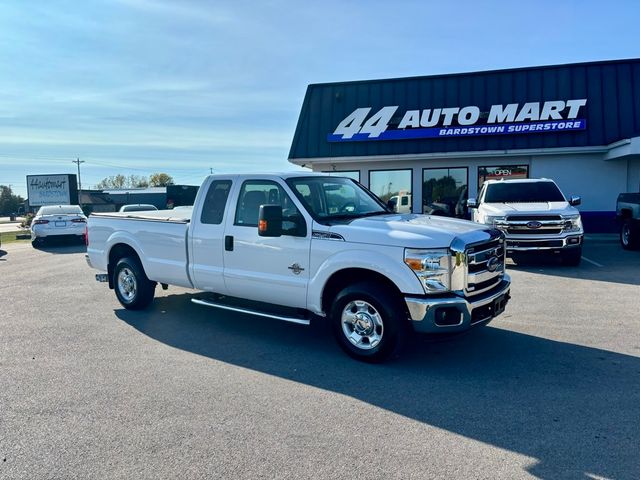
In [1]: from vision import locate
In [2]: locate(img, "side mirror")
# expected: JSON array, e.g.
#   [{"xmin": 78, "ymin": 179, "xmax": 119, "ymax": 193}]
[
  {"xmin": 467, "ymin": 198, "xmax": 478, "ymax": 208},
  {"xmin": 258, "ymin": 205, "xmax": 282, "ymax": 237},
  {"xmin": 569, "ymin": 195, "xmax": 581, "ymax": 206}
]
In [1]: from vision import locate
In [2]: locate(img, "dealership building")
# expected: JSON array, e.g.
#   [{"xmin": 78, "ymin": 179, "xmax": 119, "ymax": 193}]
[{"xmin": 288, "ymin": 58, "xmax": 640, "ymax": 232}]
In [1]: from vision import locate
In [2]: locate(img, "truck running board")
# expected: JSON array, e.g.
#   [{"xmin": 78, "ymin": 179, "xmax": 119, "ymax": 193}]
[{"xmin": 191, "ymin": 298, "xmax": 311, "ymax": 326}]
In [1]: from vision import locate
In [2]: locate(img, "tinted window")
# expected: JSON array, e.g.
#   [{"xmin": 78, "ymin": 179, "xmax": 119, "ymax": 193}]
[
  {"xmin": 200, "ymin": 180, "xmax": 232, "ymax": 225},
  {"xmin": 235, "ymin": 180, "xmax": 305, "ymax": 236},
  {"xmin": 484, "ymin": 182, "xmax": 565, "ymax": 203},
  {"xmin": 38, "ymin": 205, "xmax": 83, "ymax": 215},
  {"xmin": 369, "ymin": 169, "xmax": 412, "ymax": 212},
  {"xmin": 478, "ymin": 165, "xmax": 529, "ymax": 189},
  {"xmin": 422, "ymin": 168, "xmax": 468, "ymax": 217}
]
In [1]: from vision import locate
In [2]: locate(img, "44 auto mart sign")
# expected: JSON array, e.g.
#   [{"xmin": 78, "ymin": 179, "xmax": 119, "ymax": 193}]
[{"xmin": 327, "ymin": 99, "xmax": 587, "ymax": 142}]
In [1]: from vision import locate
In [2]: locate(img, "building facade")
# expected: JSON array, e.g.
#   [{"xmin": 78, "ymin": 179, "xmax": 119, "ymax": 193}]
[{"xmin": 288, "ymin": 59, "xmax": 640, "ymax": 232}]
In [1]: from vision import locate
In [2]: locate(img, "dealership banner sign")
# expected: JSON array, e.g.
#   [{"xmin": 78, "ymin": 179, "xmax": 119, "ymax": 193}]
[
  {"xmin": 27, "ymin": 174, "xmax": 73, "ymax": 206},
  {"xmin": 328, "ymin": 99, "xmax": 587, "ymax": 142}
]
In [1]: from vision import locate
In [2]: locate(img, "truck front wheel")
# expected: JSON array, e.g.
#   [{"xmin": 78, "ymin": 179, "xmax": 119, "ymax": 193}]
[
  {"xmin": 330, "ymin": 282, "xmax": 407, "ymax": 363},
  {"xmin": 621, "ymin": 220, "xmax": 640, "ymax": 250},
  {"xmin": 113, "ymin": 256, "xmax": 156, "ymax": 310}
]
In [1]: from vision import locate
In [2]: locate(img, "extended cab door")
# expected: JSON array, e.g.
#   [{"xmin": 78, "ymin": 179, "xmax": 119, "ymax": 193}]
[
  {"xmin": 222, "ymin": 179, "xmax": 311, "ymax": 308},
  {"xmin": 190, "ymin": 178, "xmax": 235, "ymax": 293}
]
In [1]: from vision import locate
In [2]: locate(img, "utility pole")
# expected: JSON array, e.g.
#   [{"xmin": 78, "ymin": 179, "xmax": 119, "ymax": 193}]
[
  {"xmin": 210, "ymin": 167, "xmax": 213, "ymax": 174},
  {"xmin": 72, "ymin": 158, "xmax": 85, "ymax": 207}
]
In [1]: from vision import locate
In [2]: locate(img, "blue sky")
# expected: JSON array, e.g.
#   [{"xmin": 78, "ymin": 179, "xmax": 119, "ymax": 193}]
[{"xmin": 1, "ymin": 0, "xmax": 639, "ymax": 197}]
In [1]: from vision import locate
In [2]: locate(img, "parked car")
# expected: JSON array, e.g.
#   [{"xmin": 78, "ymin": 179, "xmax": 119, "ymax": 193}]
[
  {"xmin": 388, "ymin": 192, "xmax": 412, "ymax": 213},
  {"xmin": 31, "ymin": 205, "xmax": 87, "ymax": 246},
  {"xmin": 86, "ymin": 173, "xmax": 511, "ymax": 362},
  {"xmin": 467, "ymin": 178, "xmax": 583, "ymax": 265},
  {"xmin": 118, "ymin": 204, "xmax": 158, "ymax": 213},
  {"xmin": 616, "ymin": 192, "xmax": 640, "ymax": 250}
]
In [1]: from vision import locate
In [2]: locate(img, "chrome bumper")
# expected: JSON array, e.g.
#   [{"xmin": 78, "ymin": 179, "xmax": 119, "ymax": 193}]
[
  {"xmin": 505, "ymin": 234, "xmax": 583, "ymax": 251},
  {"xmin": 405, "ymin": 275, "xmax": 511, "ymax": 334}
]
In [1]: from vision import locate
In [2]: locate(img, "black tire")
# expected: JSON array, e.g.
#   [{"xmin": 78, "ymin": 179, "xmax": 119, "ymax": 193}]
[
  {"xmin": 561, "ymin": 246, "xmax": 582, "ymax": 266},
  {"xmin": 113, "ymin": 256, "xmax": 156, "ymax": 310},
  {"xmin": 330, "ymin": 281, "xmax": 407, "ymax": 363},
  {"xmin": 620, "ymin": 219, "xmax": 640, "ymax": 250},
  {"xmin": 31, "ymin": 237, "xmax": 44, "ymax": 248}
]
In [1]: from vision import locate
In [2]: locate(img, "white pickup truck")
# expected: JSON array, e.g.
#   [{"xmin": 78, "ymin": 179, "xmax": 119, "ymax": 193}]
[
  {"xmin": 86, "ymin": 173, "xmax": 511, "ymax": 362},
  {"xmin": 468, "ymin": 178, "xmax": 584, "ymax": 266}
]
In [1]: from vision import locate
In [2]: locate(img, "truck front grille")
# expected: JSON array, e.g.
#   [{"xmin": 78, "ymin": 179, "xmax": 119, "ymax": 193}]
[
  {"xmin": 464, "ymin": 237, "xmax": 505, "ymax": 297},
  {"xmin": 501, "ymin": 215, "xmax": 565, "ymax": 236}
]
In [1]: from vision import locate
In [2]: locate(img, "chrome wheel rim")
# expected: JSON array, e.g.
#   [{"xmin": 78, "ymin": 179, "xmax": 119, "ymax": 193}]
[
  {"xmin": 117, "ymin": 267, "xmax": 137, "ymax": 302},
  {"xmin": 341, "ymin": 300, "xmax": 384, "ymax": 350},
  {"xmin": 622, "ymin": 224, "xmax": 630, "ymax": 245}
]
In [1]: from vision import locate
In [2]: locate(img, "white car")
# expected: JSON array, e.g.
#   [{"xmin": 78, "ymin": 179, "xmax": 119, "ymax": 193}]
[
  {"xmin": 31, "ymin": 205, "xmax": 87, "ymax": 246},
  {"xmin": 468, "ymin": 178, "xmax": 583, "ymax": 265},
  {"xmin": 118, "ymin": 204, "xmax": 158, "ymax": 213}
]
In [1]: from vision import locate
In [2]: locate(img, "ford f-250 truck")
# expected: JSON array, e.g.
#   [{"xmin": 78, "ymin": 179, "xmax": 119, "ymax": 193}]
[
  {"xmin": 86, "ymin": 173, "xmax": 511, "ymax": 362},
  {"xmin": 468, "ymin": 178, "xmax": 583, "ymax": 266}
]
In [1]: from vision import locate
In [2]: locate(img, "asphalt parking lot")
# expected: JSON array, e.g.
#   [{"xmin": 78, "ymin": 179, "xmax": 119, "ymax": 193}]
[{"xmin": 1, "ymin": 236, "xmax": 639, "ymax": 479}]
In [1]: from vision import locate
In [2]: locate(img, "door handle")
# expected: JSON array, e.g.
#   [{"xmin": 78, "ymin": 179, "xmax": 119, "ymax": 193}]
[{"xmin": 225, "ymin": 235, "xmax": 234, "ymax": 251}]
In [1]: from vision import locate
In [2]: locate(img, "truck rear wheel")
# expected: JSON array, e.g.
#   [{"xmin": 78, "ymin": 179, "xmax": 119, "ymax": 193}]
[
  {"xmin": 113, "ymin": 256, "xmax": 156, "ymax": 310},
  {"xmin": 620, "ymin": 219, "xmax": 640, "ymax": 250},
  {"xmin": 330, "ymin": 281, "xmax": 407, "ymax": 363}
]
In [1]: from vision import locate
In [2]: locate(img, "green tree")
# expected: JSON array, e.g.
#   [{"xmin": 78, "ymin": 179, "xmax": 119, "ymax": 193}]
[
  {"xmin": 96, "ymin": 174, "xmax": 150, "ymax": 189},
  {"xmin": 0, "ymin": 185, "xmax": 25, "ymax": 215},
  {"xmin": 149, "ymin": 173, "xmax": 174, "ymax": 187}
]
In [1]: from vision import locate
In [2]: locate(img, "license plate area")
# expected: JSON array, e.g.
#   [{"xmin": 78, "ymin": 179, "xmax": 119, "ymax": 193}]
[
  {"xmin": 470, "ymin": 292, "xmax": 508, "ymax": 325},
  {"xmin": 492, "ymin": 294, "xmax": 507, "ymax": 316},
  {"xmin": 55, "ymin": 221, "xmax": 66, "ymax": 227}
]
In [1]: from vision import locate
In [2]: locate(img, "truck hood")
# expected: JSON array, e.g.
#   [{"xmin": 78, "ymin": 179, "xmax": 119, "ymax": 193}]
[
  {"xmin": 481, "ymin": 201, "xmax": 579, "ymax": 216},
  {"xmin": 324, "ymin": 214, "xmax": 493, "ymax": 248}
]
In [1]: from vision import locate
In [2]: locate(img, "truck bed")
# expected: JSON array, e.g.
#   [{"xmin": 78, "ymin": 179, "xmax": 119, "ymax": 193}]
[{"xmin": 87, "ymin": 210, "xmax": 193, "ymax": 288}]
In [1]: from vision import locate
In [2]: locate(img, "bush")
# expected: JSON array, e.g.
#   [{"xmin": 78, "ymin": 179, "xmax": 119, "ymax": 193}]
[{"xmin": 20, "ymin": 213, "xmax": 35, "ymax": 229}]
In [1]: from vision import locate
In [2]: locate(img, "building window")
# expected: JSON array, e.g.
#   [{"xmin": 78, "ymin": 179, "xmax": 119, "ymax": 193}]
[
  {"xmin": 321, "ymin": 170, "xmax": 360, "ymax": 182},
  {"xmin": 369, "ymin": 169, "xmax": 412, "ymax": 213},
  {"xmin": 422, "ymin": 168, "xmax": 468, "ymax": 218},
  {"xmin": 478, "ymin": 165, "xmax": 529, "ymax": 189}
]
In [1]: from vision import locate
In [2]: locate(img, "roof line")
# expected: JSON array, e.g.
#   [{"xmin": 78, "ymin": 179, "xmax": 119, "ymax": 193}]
[{"xmin": 307, "ymin": 58, "xmax": 640, "ymax": 88}]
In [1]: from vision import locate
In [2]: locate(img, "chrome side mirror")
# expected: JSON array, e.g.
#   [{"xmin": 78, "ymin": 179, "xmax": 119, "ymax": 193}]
[
  {"xmin": 467, "ymin": 198, "xmax": 478, "ymax": 208},
  {"xmin": 569, "ymin": 196, "xmax": 581, "ymax": 206}
]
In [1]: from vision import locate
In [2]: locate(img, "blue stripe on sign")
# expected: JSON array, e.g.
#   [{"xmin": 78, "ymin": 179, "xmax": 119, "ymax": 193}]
[{"xmin": 327, "ymin": 119, "xmax": 587, "ymax": 142}]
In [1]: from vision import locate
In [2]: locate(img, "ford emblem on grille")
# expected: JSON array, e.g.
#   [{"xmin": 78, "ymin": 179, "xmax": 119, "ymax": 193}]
[
  {"xmin": 486, "ymin": 256, "xmax": 501, "ymax": 272},
  {"xmin": 526, "ymin": 221, "xmax": 542, "ymax": 229}
]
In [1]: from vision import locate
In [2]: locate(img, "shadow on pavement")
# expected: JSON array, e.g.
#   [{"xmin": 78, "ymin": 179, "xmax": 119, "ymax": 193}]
[
  {"xmin": 33, "ymin": 237, "xmax": 86, "ymax": 254},
  {"xmin": 116, "ymin": 293, "xmax": 640, "ymax": 479},
  {"xmin": 507, "ymin": 236, "xmax": 640, "ymax": 286}
]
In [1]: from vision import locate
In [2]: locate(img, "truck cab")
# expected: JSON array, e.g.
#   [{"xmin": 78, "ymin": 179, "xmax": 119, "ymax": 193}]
[{"xmin": 467, "ymin": 178, "xmax": 583, "ymax": 265}]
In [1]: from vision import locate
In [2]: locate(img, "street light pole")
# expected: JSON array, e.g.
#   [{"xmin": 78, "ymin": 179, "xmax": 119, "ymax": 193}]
[{"xmin": 72, "ymin": 158, "xmax": 85, "ymax": 207}]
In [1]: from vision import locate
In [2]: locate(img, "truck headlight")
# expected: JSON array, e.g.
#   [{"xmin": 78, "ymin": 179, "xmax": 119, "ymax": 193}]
[
  {"xmin": 404, "ymin": 248, "xmax": 451, "ymax": 293},
  {"xmin": 563, "ymin": 215, "xmax": 582, "ymax": 232},
  {"xmin": 485, "ymin": 215, "xmax": 506, "ymax": 227}
]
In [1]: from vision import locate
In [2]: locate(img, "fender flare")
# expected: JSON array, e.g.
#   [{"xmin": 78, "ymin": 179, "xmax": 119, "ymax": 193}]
[{"xmin": 307, "ymin": 249, "xmax": 424, "ymax": 315}]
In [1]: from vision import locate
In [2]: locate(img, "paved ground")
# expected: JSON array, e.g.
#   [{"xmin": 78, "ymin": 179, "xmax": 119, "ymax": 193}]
[{"xmin": 1, "ymin": 236, "xmax": 639, "ymax": 479}]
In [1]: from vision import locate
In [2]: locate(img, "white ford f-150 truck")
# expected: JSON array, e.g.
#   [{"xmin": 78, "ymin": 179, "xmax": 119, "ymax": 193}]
[
  {"xmin": 86, "ymin": 173, "xmax": 511, "ymax": 362},
  {"xmin": 468, "ymin": 178, "xmax": 584, "ymax": 266}
]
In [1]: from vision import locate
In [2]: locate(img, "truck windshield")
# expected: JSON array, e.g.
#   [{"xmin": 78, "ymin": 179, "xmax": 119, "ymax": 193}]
[
  {"xmin": 484, "ymin": 182, "xmax": 566, "ymax": 203},
  {"xmin": 286, "ymin": 176, "xmax": 389, "ymax": 222}
]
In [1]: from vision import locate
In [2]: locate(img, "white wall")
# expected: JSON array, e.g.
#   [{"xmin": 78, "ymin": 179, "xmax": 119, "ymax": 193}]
[
  {"xmin": 531, "ymin": 154, "xmax": 627, "ymax": 211},
  {"xmin": 627, "ymin": 157, "xmax": 640, "ymax": 192}
]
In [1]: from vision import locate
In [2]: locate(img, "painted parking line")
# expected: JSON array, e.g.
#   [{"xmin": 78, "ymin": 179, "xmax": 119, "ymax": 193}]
[{"xmin": 581, "ymin": 256, "xmax": 604, "ymax": 267}]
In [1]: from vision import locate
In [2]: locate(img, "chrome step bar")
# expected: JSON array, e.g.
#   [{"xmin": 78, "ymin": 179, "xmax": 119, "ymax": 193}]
[{"xmin": 191, "ymin": 298, "xmax": 310, "ymax": 326}]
